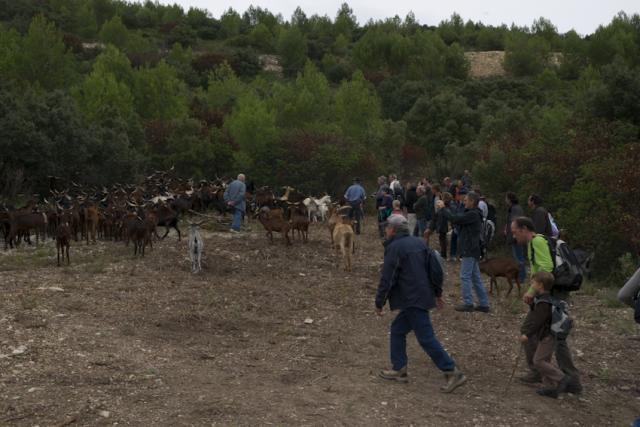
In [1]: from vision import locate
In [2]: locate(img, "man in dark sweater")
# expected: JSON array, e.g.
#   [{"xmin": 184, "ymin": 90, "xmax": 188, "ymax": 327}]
[
  {"xmin": 444, "ymin": 191, "xmax": 490, "ymax": 312},
  {"xmin": 505, "ymin": 192, "xmax": 526, "ymax": 282},
  {"xmin": 375, "ymin": 215, "xmax": 466, "ymax": 393},
  {"xmin": 528, "ymin": 194, "xmax": 552, "ymax": 237}
]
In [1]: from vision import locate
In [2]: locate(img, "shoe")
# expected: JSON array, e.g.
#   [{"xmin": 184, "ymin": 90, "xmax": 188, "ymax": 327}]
[
  {"xmin": 474, "ymin": 305, "xmax": 491, "ymax": 313},
  {"xmin": 536, "ymin": 388, "xmax": 559, "ymax": 398},
  {"xmin": 556, "ymin": 375, "xmax": 572, "ymax": 394},
  {"xmin": 229, "ymin": 228, "xmax": 240, "ymax": 233},
  {"xmin": 565, "ymin": 377, "xmax": 583, "ymax": 394},
  {"xmin": 454, "ymin": 304, "xmax": 474, "ymax": 312},
  {"xmin": 378, "ymin": 366, "xmax": 408, "ymax": 383},
  {"xmin": 440, "ymin": 368, "xmax": 467, "ymax": 393},
  {"xmin": 518, "ymin": 371, "xmax": 542, "ymax": 384}
]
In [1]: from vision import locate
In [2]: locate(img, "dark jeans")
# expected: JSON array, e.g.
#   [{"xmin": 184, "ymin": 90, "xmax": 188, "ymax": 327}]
[
  {"xmin": 417, "ymin": 219, "xmax": 428, "ymax": 237},
  {"xmin": 450, "ymin": 230, "xmax": 458, "ymax": 258},
  {"xmin": 348, "ymin": 201, "xmax": 362, "ymax": 234},
  {"xmin": 390, "ymin": 307, "xmax": 455, "ymax": 372},
  {"xmin": 511, "ymin": 243, "xmax": 527, "ymax": 283},
  {"xmin": 438, "ymin": 232, "xmax": 448, "ymax": 259},
  {"xmin": 525, "ymin": 336, "xmax": 580, "ymax": 381}
]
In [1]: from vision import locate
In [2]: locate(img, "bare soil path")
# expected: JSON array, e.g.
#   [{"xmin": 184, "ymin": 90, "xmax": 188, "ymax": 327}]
[{"xmin": 1, "ymin": 220, "xmax": 638, "ymax": 426}]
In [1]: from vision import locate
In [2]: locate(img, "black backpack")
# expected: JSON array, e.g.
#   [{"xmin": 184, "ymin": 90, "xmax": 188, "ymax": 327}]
[
  {"xmin": 634, "ymin": 289, "xmax": 640, "ymax": 324},
  {"xmin": 530, "ymin": 235, "xmax": 584, "ymax": 292},
  {"xmin": 479, "ymin": 218, "xmax": 495, "ymax": 259},
  {"xmin": 535, "ymin": 294, "xmax": 573, "ymax": 339}
]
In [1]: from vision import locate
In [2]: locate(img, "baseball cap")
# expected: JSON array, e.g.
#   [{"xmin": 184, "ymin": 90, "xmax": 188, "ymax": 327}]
[{"xmin": 386, "ymin": 214, "xmax": 408, "ymax": 227}]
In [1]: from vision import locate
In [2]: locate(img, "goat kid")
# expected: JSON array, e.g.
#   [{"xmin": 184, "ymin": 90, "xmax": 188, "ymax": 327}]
[
  {"xmin": 56, "ymin": 222, "xmax": 71, "ymax": 266},
  {"xmin": 188, "ymin": 221, "xmax": 204, "ymax": 273}
]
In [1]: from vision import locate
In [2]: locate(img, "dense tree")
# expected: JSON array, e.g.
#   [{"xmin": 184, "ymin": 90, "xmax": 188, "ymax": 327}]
[
  {"xmin": 133, "ymin": 60, "xmax": 188, "ymax": 121},
  {"xmin": 15, "ymin": 15, "xmax": 76, "ymax": 90},
  {"xmin": 277, "ymin": 26, "xmax": 308, "ymax": 76}
]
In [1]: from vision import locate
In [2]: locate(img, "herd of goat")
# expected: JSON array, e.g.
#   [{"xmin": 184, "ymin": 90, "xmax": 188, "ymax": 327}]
[{"xmin": 1, "ymin": 171, "xmax": 357, "ymax": 271}]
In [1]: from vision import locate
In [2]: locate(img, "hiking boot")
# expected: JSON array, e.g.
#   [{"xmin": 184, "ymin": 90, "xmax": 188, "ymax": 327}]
[
  {"xmin": 378, "ymin": 366, "xmax": 408, "ymax": 383},
  {"xmin": 229, "ymin": 228, "xmax": 240, "ymax": 233},
  {"xmin": 474, "ymin": 305, "xmax": 491, "ymax": 313},
  {"xmin": 556, "ymin": 375, "xmax": 572, "ymax": 394},
  {"xmin": 440, "ymin": 368, "xmax": 467, "ymax": 393},
  {"xmin": 454, "ymin": 304, "xmax": 474, "ymax": 312},
  {"xmin": 565, "ymin": 377, "xmax": 583, "ymax": 394},
  {"xmin": 518, "ymin": 371, "xmax": 542, "ymax": 384},
  {"xmin": 536, "ymin": 388, "xmax": 559, "ymax": 399}
]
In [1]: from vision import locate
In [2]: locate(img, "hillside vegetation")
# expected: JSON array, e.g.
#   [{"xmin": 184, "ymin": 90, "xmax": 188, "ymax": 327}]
[{"xmin": 1, "ymin": 1, "xmax": 639, "ymax": 273}]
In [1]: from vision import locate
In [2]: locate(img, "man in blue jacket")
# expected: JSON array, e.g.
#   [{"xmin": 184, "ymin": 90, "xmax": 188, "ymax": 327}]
[
  {"xmin": 375, "ymin": 214, "xmax": 467, "ymax": 393},
  {"xmin": 223, "ymin": 173, "xmax": 246, "ymax": 233},
  {"xmin": 344, "ymin": 177, "xmax": 366, "ymax": 234}
]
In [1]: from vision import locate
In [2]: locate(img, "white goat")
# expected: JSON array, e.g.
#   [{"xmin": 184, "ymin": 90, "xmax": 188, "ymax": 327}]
[
  {"xmin": 302, "ymin": 197, "xmax": 319, "ymax": 222},
  {"xmin": 188, "ymin": 221, "xmax": 204, "ymax": 273},
  {"xmin": 313, "ymin": 195, "xmax": 332, "ymax": 222}
]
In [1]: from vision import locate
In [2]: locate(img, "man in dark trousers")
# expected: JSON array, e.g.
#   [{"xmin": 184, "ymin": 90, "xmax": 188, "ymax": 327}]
[
  {"xmin": 375, "ymin": 214, "xmax": 467, "ymax": 393},
  {"xmin": 528, "ymin": 194, "xmax": 552, "ymax": 237},
  {"xmin": 511, "ymin": 216, "xmax": 583, "ymax": 394},
  {"xmin": 344, "ymin": 177, "xmax": 366, "ymax": 235},
  {"xmin": 444, "ymin": 191, "xmax": 491, "ymax": 312}
]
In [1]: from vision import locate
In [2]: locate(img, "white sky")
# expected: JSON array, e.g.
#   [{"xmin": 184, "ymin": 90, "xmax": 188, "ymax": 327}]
[{"xmin": 163, "ymin": 0, "xmax": 638, "ymax": 35}]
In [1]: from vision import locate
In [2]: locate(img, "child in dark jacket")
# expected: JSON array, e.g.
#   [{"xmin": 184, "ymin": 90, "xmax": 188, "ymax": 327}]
[{"xmin": 519, "ymin": 271, "xmax": 571, "ymax": 398}]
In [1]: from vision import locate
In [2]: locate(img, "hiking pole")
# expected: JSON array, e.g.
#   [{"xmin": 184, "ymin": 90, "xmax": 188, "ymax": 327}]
[{"xmin": 504, "ymin": 343, "xmax": 524, "ymax": 395}]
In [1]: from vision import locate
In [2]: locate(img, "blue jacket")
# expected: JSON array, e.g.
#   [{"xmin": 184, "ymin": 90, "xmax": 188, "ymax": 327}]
[
  {"xmin": 344, "ymin": 183, "xmax": 366, "ymax": 203},
  {"xmin": 375, "ymin": 232, "xmax": 444, "ymax": 311},
  {"xmin": 223, "ymin": 179, "xmax": 246, "ymax": 212}
]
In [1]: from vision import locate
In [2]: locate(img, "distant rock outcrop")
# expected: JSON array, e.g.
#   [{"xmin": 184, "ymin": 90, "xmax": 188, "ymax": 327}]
[
  {"xmin": 259, "ymin": 54, "xmax": 283, "ymax": 76},
  {"xmin": 465, "ymin": 51, "xmax": 506, "ymax": 78}
]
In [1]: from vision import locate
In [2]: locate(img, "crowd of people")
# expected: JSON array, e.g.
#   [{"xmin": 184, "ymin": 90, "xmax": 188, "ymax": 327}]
[
  {"xmin": 223, "ymin": 171, "xmax": 638, "ymax": 411},
  {"xmin": 362, "ymin": 171, "xmax": 635, "ymax": 407}
]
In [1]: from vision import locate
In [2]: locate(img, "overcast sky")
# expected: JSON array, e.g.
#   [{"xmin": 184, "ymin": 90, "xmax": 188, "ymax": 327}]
[{"xmin": 162, "ymin": 0, "xmax": 637, "ymax": 35}]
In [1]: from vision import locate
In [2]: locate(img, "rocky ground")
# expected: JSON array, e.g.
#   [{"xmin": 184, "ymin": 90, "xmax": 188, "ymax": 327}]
[{"xmin": 1, "ymin": 218, "xmax": 638, "ymax": 426}]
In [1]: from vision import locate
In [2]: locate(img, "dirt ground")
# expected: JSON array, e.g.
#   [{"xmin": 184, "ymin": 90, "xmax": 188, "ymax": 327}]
[{"xmin": 1, "ymin": 218, "xmax": 638, "ymax": 426}]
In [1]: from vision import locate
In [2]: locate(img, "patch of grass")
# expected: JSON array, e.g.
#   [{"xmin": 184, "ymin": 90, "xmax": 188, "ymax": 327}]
[
  {"xmin": 0, "ymin": 245, "xmax": 53, "ymax": 271},
  {"xmin": 602, "ymin": 289, "xmax": 625, "ymax": 308},
  {"xmin": 578, "ymin": 280, "xmax": 598, "ymax": 296},
  {"xmin": 85, "ymin": 259, "xmax": 108, "ymax": 275}
]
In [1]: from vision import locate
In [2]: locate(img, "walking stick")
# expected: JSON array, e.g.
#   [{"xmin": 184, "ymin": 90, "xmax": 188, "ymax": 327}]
[{"xmin": 504, "ymin": 343, "xmax": 524, "ymax": 395}]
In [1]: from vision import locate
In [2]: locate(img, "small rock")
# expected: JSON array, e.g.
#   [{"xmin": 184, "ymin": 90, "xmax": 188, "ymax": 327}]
[
  {"xmin": 11, "ymin": 345, "xmax": 27, "ymax": 355},
  {"xmin": 381, "ymin": 401, "xmax": 388, "ymax": 406},
  {"xmin": 299, "ymin": 273, "xmax": 306, "ymax": 277},
  {"xmin": 304, "ymin": 318, "xmax": 314, "ymax": 324},
  {"xmin": 99, "ymin": 410, "xmax": 110, "ymax": 418}
]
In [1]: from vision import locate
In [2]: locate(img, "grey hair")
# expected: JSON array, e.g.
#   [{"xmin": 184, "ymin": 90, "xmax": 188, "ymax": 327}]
[
  {"xmin": 466, "ymin": 191, "xmax": 480, "ymax": 206},
  {"xmin": 237, "ymin": 173, "xmax": 245, "ymax": 181},
  {"xmin": 397, "ymin": 223, "xmax": 409, "ymax": 233}
]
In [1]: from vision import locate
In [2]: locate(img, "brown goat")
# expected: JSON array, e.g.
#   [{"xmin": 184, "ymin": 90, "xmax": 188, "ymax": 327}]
[
  {"xmin": 479, "ymin": 257, "xmax": 522, "ymax": 296},
  {"xmin": 84, "ymin": 203, "xmax": 99, "ymax": 244},
  {"xmin": 289, "ymin": 203, "xmax": 310, "ymax": 243},
  {"xmin": 6, "ymin": 211, "xmax": 48, "ymax": 248},
  {"xmin": 256, "ymin": 207, "xmax": 291, "ymax": 245},
  {"xmin": 332, "ymin": 217, "xmax": 355, "ymax": 272},
  {"xmin": 56, "ymin": 222, "xmax": 71, "ymax": 266},
  {"xmin": 327, "ymin": 205, "xmax": 352, "ymax": 244}
]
